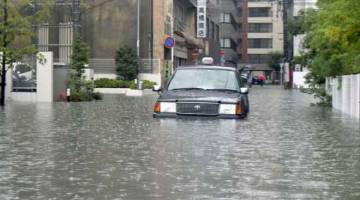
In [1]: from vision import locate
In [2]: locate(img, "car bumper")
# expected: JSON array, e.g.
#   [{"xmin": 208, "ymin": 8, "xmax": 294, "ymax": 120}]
[{"xmin": 153, "ymin": 113, "xmax": 245, "ymax": 119}]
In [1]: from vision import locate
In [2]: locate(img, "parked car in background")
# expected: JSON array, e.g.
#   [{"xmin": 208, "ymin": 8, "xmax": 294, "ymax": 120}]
[{"xmin": 153, "ymin": 58, "xmax": 249, "ymax": 119}]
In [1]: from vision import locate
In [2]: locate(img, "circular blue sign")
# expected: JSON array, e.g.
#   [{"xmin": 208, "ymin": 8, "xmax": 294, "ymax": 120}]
[{"xmin": 164, "ymin": 37, "xmax": 175, "ymax": 48}]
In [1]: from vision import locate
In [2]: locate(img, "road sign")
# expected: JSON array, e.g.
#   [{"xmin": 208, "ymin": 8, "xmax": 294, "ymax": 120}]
[
  {"xmin": 164, "ymin": 37, "xmax": 175, "ymax": 49},
  {"xmin": 197, "ymin": 0, "xmax": 207, "ymax": 38}
]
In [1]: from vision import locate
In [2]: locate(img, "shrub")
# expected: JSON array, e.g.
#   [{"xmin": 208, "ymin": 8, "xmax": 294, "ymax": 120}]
[
  {"xmin": 94, "ymin": 78, "xmax": 120, "ymax": 88},
  {"xmin": 94, "ymin": 78, "xmax": 156, "ymax": 90},
  {"xmin": 94, "ymin": 78, "xmax": 134, "ymax": 88},
  {"xmin": 143, "ymin": 80, "xmax": 157, "ymax": 89},
  {"xmin": 69, "ymin": 91, "xmax": 93, "ymax": 102},
  {"xmin": 115, "ymin": 47, "xmax": 139, "ymax": 81}
]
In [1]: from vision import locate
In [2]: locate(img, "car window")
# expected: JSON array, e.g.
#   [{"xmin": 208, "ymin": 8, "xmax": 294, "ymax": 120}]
[{"xmin": 168, "ymin": 69, "xmax": 239, "ymax": 90}]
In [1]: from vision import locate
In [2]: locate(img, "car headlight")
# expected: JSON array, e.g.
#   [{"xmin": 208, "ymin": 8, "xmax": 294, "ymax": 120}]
[
  {"xmin": 154, "ymin": 102, "xmax": 177, "ymax": 113},
  {"xmin": 219, "ymin": 104, "xmax": 237, "ymax": 115}
]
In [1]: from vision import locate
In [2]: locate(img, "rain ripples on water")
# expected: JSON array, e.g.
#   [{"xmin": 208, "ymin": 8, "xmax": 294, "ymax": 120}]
[{"xmin": 0, "ymin": 86, "xmax": 359, "ymax": 199}]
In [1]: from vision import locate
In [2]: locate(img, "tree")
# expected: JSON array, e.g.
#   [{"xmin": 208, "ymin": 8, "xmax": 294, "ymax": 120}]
[
  {"xmin": 71, "ymin": 36, "xmax": 89, "ymax": 80},
  {"xmin": 268, "ymin": 52, "xmax": 283, "ymax": 72},
  {"xmin": 304, "ymin": 0, "xmax": 360, "ymax": 80},
  {"xmin": 0, "ymin": 0, "xmax": 52, "ymax": 106},
  {"xmin": 68, "ymin": 36, "xmax": 101, "ymax": 101},
  {"xmin": 115, "ymin": 47, "xmax": 139, "ymax": 81},
  {"xmin": 292, "ymin": 0, "xmax": 360, "ymax": 105}
]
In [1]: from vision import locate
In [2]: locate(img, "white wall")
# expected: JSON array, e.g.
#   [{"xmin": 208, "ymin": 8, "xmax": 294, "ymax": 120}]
[
  {"xmin": 37, "ymin": 52, "xmax": 54, "ymax": 102},
  {"xmin": 138, "ymin": 73, "xmax": 162, "ymax": 86},
  {"xmin": 83, "ymin": 68, "xmax": 94, "ymax": 81},
  {"xmin": 293, "ymin": 70, "xmax": 309, "ymax": 88},
  {"xmin": 6, "ymin": 52, "xmax": 54, "ymax": 102},
  {"xmin": 327, "ymin": 75, "xmax": 360, "ymax": 119},
  {"xmin": 5, "ymin": 65, "xmax": 12, "ymax": 101},
  {"xmin": 94, "ymin": 74, "xmax": 117, "ymax": 80}
]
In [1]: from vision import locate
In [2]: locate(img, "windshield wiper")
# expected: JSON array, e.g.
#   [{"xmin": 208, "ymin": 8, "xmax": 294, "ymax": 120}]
[
  {"xmin": 207, "ymin": 88, "xmax": 239, "ymax": 92},
  {"xmin": 171, "ymin": 87, "xmax": 207, "ymax": 91}
]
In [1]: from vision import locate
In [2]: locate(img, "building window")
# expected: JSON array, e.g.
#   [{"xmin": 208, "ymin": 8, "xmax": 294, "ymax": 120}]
[
  {"xmin": 220, "ymin": 38, "xmax": 231, "ymax": 48},
  {"xmin": 248, "ymin": 38, "xmax": 272, "ymax": 48},
  {"xmin": 249, "ymin": 7, "xmax": 272, "ymax": 17},
  {"xmin": 175, "ymin": 2, "xmax": 186, "ymax": 23},
  {"xmin": 249, "ymin": 54, "xmax": 271, "ymax": 64},
  {"xmin": 220, "ymin": 13, "xmax": 231, "ymax": 23},
  {"xmin": 248, "ymin": 23, "xmax": 273, "ymax": 33}
]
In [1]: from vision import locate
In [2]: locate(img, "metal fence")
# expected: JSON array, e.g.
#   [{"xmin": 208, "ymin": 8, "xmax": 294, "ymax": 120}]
[
  {"xmin": 139, "ymin": 59, "xmax": 161, "ymax": 74},
  {"xmin": 37, "ymin": 23, "xmax": 73, "ymax": 64},
  {"xmin": 89, "ymin": 59, "xmax": 117, "ymax": 74}
]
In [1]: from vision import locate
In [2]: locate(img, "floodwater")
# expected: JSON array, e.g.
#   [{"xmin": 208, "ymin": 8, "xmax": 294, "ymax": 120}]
[{"xmin": 0, "ymin": 86, "xmax": 359, "ymax": 200}]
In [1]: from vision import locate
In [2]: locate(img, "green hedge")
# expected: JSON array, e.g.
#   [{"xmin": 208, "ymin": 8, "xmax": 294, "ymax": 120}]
[{"xmin": 94, "ymin": 78, "xmax": 156, "ymax": 89}]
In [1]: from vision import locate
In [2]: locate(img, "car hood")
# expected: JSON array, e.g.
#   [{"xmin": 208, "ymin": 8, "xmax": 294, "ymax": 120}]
[{"xmin": 158, "ymin": 90, "xmax": 241, "ymax": 103}]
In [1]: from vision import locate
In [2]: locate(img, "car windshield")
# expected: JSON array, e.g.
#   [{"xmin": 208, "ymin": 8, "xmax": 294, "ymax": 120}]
[{"xmin": 168, "ymin": 68, "xmax": 239, "ymax": 91}]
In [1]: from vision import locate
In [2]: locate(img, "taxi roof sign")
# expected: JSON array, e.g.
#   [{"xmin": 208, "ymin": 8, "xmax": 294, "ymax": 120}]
[{"xmin": 201, "ymin": 57, "xmax": 214, "ymax": 65}]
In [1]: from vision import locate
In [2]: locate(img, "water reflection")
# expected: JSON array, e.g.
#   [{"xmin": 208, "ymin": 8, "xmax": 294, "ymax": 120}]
[{"xmin": 0, "ymin": 87, "xmax": 359, "ymax": 199}]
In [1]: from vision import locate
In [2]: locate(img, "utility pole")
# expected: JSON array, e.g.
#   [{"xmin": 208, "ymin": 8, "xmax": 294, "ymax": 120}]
[
  {"xmin": 136, "ymin": 0, "xmax": 140, "ymax": 58},
  {"xmin": 1, "ymin": 0, "xmax": 9, "ymax": 106},
  {"xmin": 170, "ymin": 16, "xmax": 174, "ymax": 74}
]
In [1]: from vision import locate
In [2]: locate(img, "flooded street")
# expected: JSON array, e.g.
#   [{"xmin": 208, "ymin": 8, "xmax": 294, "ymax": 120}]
[{"xmin": 0, "ymin": 86, "xmax": 359, "ymax": 200}]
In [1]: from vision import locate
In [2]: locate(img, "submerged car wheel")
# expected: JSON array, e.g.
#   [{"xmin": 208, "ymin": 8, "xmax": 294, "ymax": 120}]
[{"xmin": 240, "ymin": 103, "xmax": 247, "ymax": 119}]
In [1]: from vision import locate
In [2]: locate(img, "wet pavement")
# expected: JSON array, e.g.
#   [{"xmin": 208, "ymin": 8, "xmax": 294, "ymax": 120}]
[{"xmin": 0, "ymin": 86, "xmax": 359, "ymax": 200}]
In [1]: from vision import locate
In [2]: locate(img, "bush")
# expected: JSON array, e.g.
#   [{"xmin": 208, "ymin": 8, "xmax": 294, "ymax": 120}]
[
  {"xmin": 129, "ymin": 82, "xmax": 137, "ymax": 89},
  {"xmin": 95, "ymin": 78, "xmax": 156, "ymax": 89},
  {"xmin": 69, "ymin": 91, "xmax": 93, "ymax": 102},
  {"xmin": 115, "ymin": 47, "xmax": 139, "ymax": 81},
  {"xmin": 94, "ymin": 78, "xmax": 133, "ymax": 88},
  {"xmin": 143, "ymin": 80, "xmax": 157, "ymax": 89}
]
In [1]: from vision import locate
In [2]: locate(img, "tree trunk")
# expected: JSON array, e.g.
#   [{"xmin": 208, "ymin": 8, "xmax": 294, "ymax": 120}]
[
  {"xmin": 0, "ymin": 53, "xmax": 6, "ymax": 107},
  {"xmin": 1, "ymin": 0, "xmax": 8, "ymax": 106}
]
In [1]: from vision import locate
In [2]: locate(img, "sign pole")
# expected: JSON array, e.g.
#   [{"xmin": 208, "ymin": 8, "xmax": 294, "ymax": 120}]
[{"xmin": 170, "ymin": 16, "xmax": 174, "ymax": 74}]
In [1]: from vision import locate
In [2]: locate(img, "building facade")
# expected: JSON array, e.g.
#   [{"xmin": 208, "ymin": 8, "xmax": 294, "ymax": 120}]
[
  {"xmin": 209, "ymin": 0, "xmax": 239, "ymax": 67},
  {"xmin": 152, "ymin": 0, "xmax": 221, "ymax": 82},
  {"xmin": 238, "ymin": 0, "xmax": 284, "ymax": 79},
  {"xmin": 36, "ymin": 0, "xmax": 221, "ymax": 84}
]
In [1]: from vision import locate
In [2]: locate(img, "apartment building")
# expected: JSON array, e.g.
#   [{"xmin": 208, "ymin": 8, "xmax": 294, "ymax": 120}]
[
  {"xmin": 208, "ymin": 0, "xmax": 239, "ymax": 67},
  {"xmin": 238, "ymin": 0, "xmax": 284, "ymax": 79}
]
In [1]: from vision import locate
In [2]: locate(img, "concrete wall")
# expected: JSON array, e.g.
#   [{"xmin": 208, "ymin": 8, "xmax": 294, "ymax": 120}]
[
  {"xmin": 7, "ymin": 52, "xmax": 54, "ymax": 102},
  {"xmin": 37, "ymin": 52, "xmax": 54, "ymax": 102},
  {"xmin": 327, "ymin": 75, "xmax": 360, "ymax": 119},
  {"xmin": 293, "ymin": 68, "xmax": 309, "ymax": 88}
]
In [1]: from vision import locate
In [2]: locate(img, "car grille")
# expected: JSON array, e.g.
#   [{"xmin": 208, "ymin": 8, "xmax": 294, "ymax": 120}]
[{"xmin": 176, "ymin": 102, "xmax": 219, "ymax": 115}]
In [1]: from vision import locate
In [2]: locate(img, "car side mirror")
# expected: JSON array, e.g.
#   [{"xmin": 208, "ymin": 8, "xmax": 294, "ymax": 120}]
[
  {"xmin": 240, "ymin": 87, "xmax": 249, "ymax": 94},
  {"xmin": 152, "ymin": 85, "xmax": 161, "ymax": 92}
]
